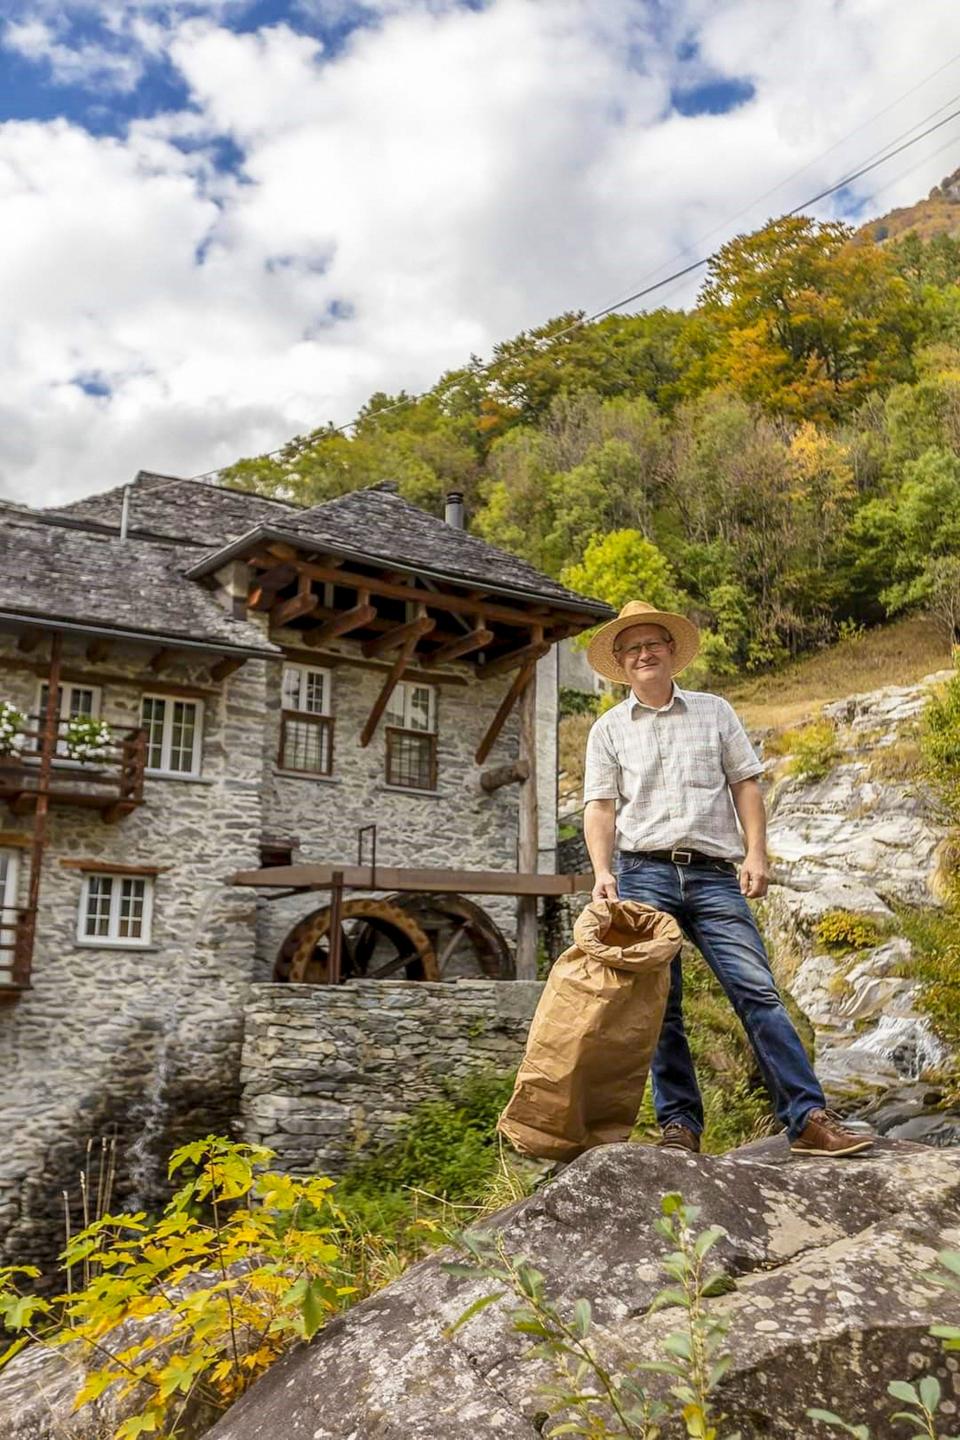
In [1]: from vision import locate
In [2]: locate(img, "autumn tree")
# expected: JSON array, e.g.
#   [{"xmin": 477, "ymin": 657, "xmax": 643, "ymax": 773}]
[{"xmin": 691, "ymin": 216, "xmax": 916, "ymax": 420}]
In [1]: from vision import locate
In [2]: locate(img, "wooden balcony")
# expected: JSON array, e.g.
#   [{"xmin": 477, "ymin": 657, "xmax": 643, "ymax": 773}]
[{"xmin": 0, "ymin": 721, "xmax": 147, "ymax": 824}]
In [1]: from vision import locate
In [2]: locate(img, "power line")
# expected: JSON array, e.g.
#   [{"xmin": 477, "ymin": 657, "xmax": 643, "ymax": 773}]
[{"xmin": 186, "ymin": 94, "xmax": 960, "ymax": 482}]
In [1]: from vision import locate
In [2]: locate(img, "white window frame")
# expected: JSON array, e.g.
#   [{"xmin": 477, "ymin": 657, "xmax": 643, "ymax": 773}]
[
  {"xmin": 0, "ymin": 848, "xmax": 20, "ymax": 974},
  {"xmin": 76, "ymin": 873, "xmax": 154, "ymax": 948},
  {"xmin": 34, "ymin": 681, "xmax": 102, "ymax": 757},
  {"xmin": 140, "ymin": 694, "xmax": 204, "ymax": 778},
  {"xmin": 281, "ymin": 665, "xmax": 332, "ymax": 717},
  {"xmin": 385, "ymin": 681, "xmax": 436, "ymax": 734}
]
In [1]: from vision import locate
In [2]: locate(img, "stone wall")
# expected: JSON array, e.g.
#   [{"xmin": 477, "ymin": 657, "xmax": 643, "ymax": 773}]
[
  {"xmin": 240, "ymin": 979, "xmax": 542, "ymax": 1174},
  {"xmin": 256, "ymin": 637, "xmax": 558, "ymax": 975},
  {"xmin": 0, "ymin": 632, "xmax": 267, "ymax": 1267}
]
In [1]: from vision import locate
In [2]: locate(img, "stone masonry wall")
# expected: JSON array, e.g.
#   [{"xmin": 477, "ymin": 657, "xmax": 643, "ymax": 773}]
[
  {"xmin": 240, "ymin": 979, "xmax": 542, "ymax": 1175},
  {"xmin": 0, "ymin": 632, "xmax": 266, "ymax": 1268},
  {"xmin": 256, "ymin": 636, "xmax": 558, "ymax": 975}
]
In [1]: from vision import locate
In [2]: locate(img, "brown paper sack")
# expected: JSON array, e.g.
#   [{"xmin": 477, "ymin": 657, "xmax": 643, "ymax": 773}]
[{"xmin": 498, "ymin": 899, "xmax": 682, "ymax": 1162}]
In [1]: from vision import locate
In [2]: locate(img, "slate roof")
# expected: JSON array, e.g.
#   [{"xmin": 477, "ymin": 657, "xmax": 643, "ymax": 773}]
[
  {"xmin": 49, "ymin": 471, "xmax": 301, "ymax": 548},
  {"xmin": 0, "ymin": 512, "xmax": 279, "ymax": 655},
  {"xmin": 190, "ymin": 485, "xmax": 612, "ymax": 616}
]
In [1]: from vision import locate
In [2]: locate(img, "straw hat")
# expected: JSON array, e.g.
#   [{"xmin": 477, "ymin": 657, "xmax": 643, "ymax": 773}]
[{"xmin": 586, "ymin": 600, "xmax": 700, "ymax": 683}]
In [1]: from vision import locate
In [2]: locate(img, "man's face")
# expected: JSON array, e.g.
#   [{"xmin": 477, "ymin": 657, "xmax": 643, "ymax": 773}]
[{"xmin": 613, "ymin": 623, "xmax": 675, "ymax": 684}]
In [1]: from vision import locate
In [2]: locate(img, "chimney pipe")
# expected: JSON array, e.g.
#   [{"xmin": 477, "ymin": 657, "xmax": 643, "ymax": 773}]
[
  {"xmin": 445, "ymin": 491, "xmax": 465, "ymax": 529},
  {"xmin": 119, "ymin": 485, "xmax": 131, "ymax": 541}
]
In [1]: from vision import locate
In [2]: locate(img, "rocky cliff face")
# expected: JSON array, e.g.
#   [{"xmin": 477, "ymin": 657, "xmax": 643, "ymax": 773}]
[{"xmin": 762, "ymin": 670, "xmax": 958, "ymax": 1137}]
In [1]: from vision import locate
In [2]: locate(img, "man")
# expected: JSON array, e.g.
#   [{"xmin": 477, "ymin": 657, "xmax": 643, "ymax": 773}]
[{"xmin": 582, "ymin": 599, "xmax": 872, "ymax": 1157}]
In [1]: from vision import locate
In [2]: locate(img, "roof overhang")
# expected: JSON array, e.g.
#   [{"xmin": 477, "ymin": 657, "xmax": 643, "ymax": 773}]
[
  {"xmin": 186, "ymin": 525, "xmax": 614, "ymax": 622},
  {"xmin": 0, "ymin": 609, "xmax": 280, "ymax": 661}
]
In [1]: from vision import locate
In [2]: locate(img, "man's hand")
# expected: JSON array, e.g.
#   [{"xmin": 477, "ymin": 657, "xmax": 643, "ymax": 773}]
[
  {"xmin": 592, "ymin": 870, "xmax": 618, "ymax": 904},
  {"xmin": 739, "ymin": 851, "xmax": 771, "ymax": 899}
]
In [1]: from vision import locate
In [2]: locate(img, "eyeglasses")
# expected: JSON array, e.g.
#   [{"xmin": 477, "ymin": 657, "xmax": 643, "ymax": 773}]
[{"xmin": 614, "ymin": 640, "xmax": 671, "ymax": 658}]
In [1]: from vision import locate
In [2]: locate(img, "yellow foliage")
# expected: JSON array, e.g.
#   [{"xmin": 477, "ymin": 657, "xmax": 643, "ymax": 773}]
[{"xmin": 0, "ymin": 1137, "xmax": 348, "ymax": 1440}]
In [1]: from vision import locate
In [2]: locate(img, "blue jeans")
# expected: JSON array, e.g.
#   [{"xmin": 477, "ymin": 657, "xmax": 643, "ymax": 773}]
[{"xmin": 616, "ymin": 855, "xmax": 825, "ymax": 1140}]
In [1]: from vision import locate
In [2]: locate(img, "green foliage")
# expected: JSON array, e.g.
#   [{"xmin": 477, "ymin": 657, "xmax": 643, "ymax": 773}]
[
  {"xmin": 920, "ymin": 669, "xmax": 960, "ymax": 822},
  {"xmin": 335, "ymin": 1071, "xmax": 519, "ymax": 1242},
  {"xmin": 0, "ymin": 1137, "xmax": 351, "ymax": 1440},
  {"xmin": 560, "ymin": 688, "xmax": 602, "ymax": 719},
  {"xmin": 814, "ymin": 910, "xmax": 884, "ymax": 955},
  {"xmin": 779, "ymin": 720, "xmax": 840, "ymax": 781},
  {"xmin": 446, "ymin": 1192, "xmax": 740, "ymax": 1439},
  {"xmin": 221, "ymin": 215, "xmax": 960, "ymax": 679},
  {"xmin": 895, "ymin": 906, "xmax": 960, "ymax": 1073},
  {"xmin": 808, "ymin": 1250, "xmax": 960, "ymax": 1439}
]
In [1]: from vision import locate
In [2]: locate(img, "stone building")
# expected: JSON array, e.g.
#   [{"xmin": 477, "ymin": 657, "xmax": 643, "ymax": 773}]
[{"xmin": 0, "ymin": 470, "xmax": 607, "ymax": 1263}]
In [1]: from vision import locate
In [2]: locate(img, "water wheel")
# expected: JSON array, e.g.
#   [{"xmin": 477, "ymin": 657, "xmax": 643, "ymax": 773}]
[
  {"xmin": 381, "ymin": 893, "xmax": 513, "ymax": 980},
  {"xmin": 275, "ymin": 898, "xmax": 437, "ymax": 984}
]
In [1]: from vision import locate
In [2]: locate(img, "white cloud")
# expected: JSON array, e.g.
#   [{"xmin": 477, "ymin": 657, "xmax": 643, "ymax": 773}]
[
  {"xmin": 2, "ymin": 0, "xmax": 960, "ymax": 505},
  {"xmin": 4, "ymin": 18, "xmax": 145, "ymax": 90}
]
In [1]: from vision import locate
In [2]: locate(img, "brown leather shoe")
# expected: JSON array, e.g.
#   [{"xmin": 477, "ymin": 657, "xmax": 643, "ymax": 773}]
[
  {"xmin": 790, "ymin": 1109, "xmax": 875, "ymax": 1157},
  {"xmin": 658, "ymin": 1123, "xmax": 701, "ymax": 1153}
]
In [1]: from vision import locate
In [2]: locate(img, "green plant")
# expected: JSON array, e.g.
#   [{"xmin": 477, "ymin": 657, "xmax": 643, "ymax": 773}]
[
  {"xmin": 894, "ymin": 906, "xmax": 960, "ymax": 1082},
  {"xmin": 63, "ymin": 715, "xmax": 112, "ymax": 764},
  {"xmin": 560, "ymin": 688, "xmax": 602, "ymax": 719},
  {"xmin": 0, "ymin": 1137, "xmax": 352, "ymax": 1440},
  {"xmin": 445, "ymin": 1192, "xmax": 739, "ymax": 1439},
  {"xmin": 0, "ymin": 701, "xmax": 27, "ymax": 758},
  {"xmin": 782, "ymin": 720, "xmax": 841, "ymax": 781},
  {"xmin": 814, "ymin": 910, "xmax": 884, "ymax": 954},
  {"xmin": 807, "ymin": 1250, "xmax": 960, "ymax": 1439},
  {"xmin": 920, "ymin": 670, "xmax": 960, "ymax": 821}
]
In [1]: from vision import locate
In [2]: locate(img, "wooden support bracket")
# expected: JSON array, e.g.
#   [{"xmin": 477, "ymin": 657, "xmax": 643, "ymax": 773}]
[
  {"xmin": 479, "ymin": 759, "xmax": 530, "ymax": 793},
  {"xmin": 478, "ymin": 626, "xmax": 548, "ymax": 681},
  {"xmin": 360, "ymin": 632, "xmax": 419, "ymax": 747},
  {"xmin": 303, "ymin": 592, "xmax": 376, "ymax": 648},
  {"xmin": 86, "ymin": 639, "xmax": 111, "ymax": 663},
  {"xmin": 430, "ymin": 625, "xmax": 495, "ymax": 665},
  {"xmin": 475, "ymin": 659, "xmax": 536, "ymax": 765},
  {"xmin": 210, "ymin": 656, "xmax": 246, "ymax": 683},
  {"xmin": 16, "ymin": 633, "xmax": 41, "ymax": 654},
  {"xmin": 361, "ymin": 611, "xmax": 435, "ymax": 659},
  {"xmin": 148, "ymin": 648, "xmax": 175, "ymax": 673},
  {"xmin": 248, "ymin": 562, "xmax": 296, "ymax": 611},
  {"xmin": 271, "ymin": 574, "xmax": 319, "ymax": 629}
]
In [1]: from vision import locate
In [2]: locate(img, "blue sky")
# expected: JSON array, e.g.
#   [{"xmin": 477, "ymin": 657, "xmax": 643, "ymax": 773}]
[{"xmin": 1, "ymin": 0, "xmax": 959, "ymax": 504}]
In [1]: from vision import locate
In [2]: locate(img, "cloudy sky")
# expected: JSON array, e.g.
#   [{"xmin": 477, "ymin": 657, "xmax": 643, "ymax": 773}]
[{"xmin": 3, "ymin": 0, "xmax": 960, "ymax": 505}]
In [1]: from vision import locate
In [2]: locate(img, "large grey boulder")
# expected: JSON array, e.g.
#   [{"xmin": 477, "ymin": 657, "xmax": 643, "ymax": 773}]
[{"xmin": 204, "ymin": 1138, "xmax": 960, "ymax": 1440}]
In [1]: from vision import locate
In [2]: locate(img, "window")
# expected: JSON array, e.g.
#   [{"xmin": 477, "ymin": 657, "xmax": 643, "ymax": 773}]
[
  {"xmin": 141, "ymin": 695, "xmax": 203, "ymax": 776},
  {"xmin": 385, "ymin": 682, "xmax": 437, "ymax": 790},
  {"xmin": 77, "ymin": 873, "xmax": 154, "ymax": 947},
  {"xmin": 35, "ymin": 682, "xmax": 101, "ymax": 755},
  {"xmin": 0, "ymin": 849, "xmax": 19, "ymax": 979},
  {"xmin": 279, "ymin": 665, "xmax": 333, "ymax": 775}
]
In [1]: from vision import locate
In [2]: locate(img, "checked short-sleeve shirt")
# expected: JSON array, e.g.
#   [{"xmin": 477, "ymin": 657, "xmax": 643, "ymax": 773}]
[{"xmin": 582, "ymin": 686, "xmax": 763, "ymax": 861}]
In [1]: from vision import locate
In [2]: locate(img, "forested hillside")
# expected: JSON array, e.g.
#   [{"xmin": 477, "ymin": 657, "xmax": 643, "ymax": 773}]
[{"xmin": 225, "ymin": 214, "xmax": 960, "ymax": 684}]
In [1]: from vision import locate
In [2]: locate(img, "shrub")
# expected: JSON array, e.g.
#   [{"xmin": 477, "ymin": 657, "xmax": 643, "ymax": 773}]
[
  {"xmin": 0, "ymin": 701, "xmax": 27, "ymax": 758},
  {"xmin": 559, "ymin": 687, "xmax": 601, "ymax": 718},
  {"xmin": 784, "ymin": 719, "xmax": 841, "ymax": 781},
  {"xmin": 63, "ymin": 715, "xmax": 112, "ymax": 764},
  {"xmin": 895, "ymin": 906, "xmax": 960, "ymax": 1076},
  {"xmin": 0, "ymin": 1137, "xmax": 351, "ymax": 1440},
  {"xmin": 814, "ymin": 910, "xmax": 884, "ymax": 954},
  {"xmin": 919, "ymin": 669, "xmax": 960, "ymax": 821}
]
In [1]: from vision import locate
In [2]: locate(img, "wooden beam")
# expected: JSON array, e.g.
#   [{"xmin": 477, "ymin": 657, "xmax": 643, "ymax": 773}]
[
  {"xmin": 479, "ymin": 760, "xmax": 530, "ymax": 793},
  {"xmin": 16, "ymin": 633, "xmax": 40, "ymax": 654},
  {"xmin": 148, "ymin": 648, "xmax": 176, "ymax": 673},
  {"xmin": 475, "ymin": 659, "xmax": 536, "ymax": 765},
  {"xmin": 265, "ymin": 541, "xmax": 300, "ymax": 562},
  {"xmin": 210, "ymin": 656, "xmax": 246, "ymax": 682},
  {"xmin": 271, "ymin": 574, "xmax": 319, "ymax": 629},
  {"xmin": 478, "ymin": 627, "xmax": 548, "ymax": 681},
  {"xmin": 59, "ymin": 859, "xmax": 169, "ymax": 875},
  {"xmin": 429, "ymin": 626, "xmax": 495, "ymax": 665},
  {"xmin": 361, "ymin": 612, "xmax": 435, "ymax": 659},
  {"xmin": 248, "ymin": 562, "xmax": 296, "ymax": 610},
  {"xmin": 302, "ymin": 593, "xmax": 376, "ymax": 648},
  {"xmin": 86, "ymin": 638, "xmax": 111, "ymax": 663},
  {"xmin": 515, "ymin": 664, "xmax": 539, "ymax": 980},
  {"xmin": 261, "ymin": 557, "xmax": 583, "ymax": 630},
  {"xmin": 280, "ymin": 645, "xmax": 469, "ymax": 686},
  {"xmin": 230, "ymin": 861, "xmax": 595, "ymax": 897},
  {"xmin": 360, "ymin": 632, "xmax": 418, "ymax": 747}
]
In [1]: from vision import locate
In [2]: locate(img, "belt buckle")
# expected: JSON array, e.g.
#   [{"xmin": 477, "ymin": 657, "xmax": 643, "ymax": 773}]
[{"xmin": 670, "ymin": 847, "xmax": 693, "ymax": 866}]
